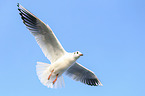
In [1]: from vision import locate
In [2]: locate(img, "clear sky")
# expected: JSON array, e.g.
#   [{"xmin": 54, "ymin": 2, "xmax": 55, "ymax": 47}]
[{"xmin": 0, "ymin": 0, "xmax": 145, "ymax": 96}]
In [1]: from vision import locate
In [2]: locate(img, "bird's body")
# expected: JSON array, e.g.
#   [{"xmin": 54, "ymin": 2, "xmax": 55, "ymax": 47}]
[
  {"xmin": 17, "ymin": 3, "xmax": 102, "ymax": 88},
  {"xmin": 49, "ymin": 53, "xmax": 77, "ymax": 76}
]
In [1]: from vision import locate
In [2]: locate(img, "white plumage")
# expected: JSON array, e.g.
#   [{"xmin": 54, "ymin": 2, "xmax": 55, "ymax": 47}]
[{"xmin": 17, "ymin": 3, "xmax": 102, "ymax": 88}]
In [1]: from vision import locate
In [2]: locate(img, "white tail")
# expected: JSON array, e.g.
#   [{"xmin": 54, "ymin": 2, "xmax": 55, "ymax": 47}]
[{"xmin": 36, "ymin": 62, "xmax": 65, "ymax": 88}]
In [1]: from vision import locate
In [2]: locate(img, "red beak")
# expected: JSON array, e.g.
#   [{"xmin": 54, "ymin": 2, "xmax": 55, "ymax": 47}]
[{"xmin": 79, "ymin": 54, "xmax": 83, "ymax": 56}]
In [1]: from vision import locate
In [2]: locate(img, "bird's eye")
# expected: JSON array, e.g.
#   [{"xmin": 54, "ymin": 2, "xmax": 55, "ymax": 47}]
[{"xmin": 77, "ymin": 52, "xmax": 78, "ymax": 54}]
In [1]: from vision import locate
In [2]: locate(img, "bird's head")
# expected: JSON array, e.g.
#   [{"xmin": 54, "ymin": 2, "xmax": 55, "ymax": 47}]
[{"xmin": 73, "ymin": 51, "xmax": 83, "ymax": 59}]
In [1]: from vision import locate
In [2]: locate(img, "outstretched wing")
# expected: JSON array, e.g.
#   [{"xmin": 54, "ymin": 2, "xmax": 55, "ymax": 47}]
[
  {"xmin": 65, "ymin": 62, "xmax": 102, "ymax": 86},
  {"xmin": 17, "ymin": 3, "xmax": 66, "ymax": 63}
]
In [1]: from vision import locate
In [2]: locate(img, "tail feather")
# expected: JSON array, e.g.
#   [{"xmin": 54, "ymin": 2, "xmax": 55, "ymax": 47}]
[
  {"xmin": 36, "ymin": 62, "xmax": 65, "ymax": 88},
  {"xmin": 53, "ymin": 76, "xmax": 65, "ymax": 88}
]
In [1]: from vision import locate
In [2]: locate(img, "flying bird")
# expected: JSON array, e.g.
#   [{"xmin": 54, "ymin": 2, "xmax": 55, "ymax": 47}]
[{"xmin": 17, "ymin": 3, "xmax": 102, "ymax": 88}]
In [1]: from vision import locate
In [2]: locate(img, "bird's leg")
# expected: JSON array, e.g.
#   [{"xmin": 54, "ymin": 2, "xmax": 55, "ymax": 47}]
[
  {"xmin": 53, "ymin": 74, "xmax": 59, "ymax": 84},
  {"xmin": 48, "ymin": 69, "xmax": 54, "ymax": 80}
]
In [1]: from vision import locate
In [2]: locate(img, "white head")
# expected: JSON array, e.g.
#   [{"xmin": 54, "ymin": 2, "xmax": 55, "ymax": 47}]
[{"xmin": 73, "ymin": 51, "xmax": 83, "ymax": 59}]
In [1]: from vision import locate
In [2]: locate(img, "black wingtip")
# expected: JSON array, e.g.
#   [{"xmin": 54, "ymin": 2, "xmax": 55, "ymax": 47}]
[{"xmin": 17, "ymin": 3, "xmax": 19, "ymax": 7}]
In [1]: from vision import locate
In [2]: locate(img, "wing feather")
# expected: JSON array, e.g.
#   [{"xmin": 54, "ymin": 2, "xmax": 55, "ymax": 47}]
[
  {"xmin": 17, "ymin": 3, "xmax": 66, "ymax": 63},
  {"xmin": 66, "ymin": 62, "xmax": 102, "ymax": 86}
]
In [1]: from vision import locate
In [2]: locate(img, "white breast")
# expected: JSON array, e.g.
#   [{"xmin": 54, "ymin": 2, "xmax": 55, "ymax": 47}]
[{"xmin": 50, "ymin": 53, "xmax": 76, "ymax": 75}]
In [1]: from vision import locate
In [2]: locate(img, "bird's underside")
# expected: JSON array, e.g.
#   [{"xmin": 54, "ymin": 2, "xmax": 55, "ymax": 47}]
[{"xmin": 17, "ymin": 3, "xmax": 103, "ymax": 88}]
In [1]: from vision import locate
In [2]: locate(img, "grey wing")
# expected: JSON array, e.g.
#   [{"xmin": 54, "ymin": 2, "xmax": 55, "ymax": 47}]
[
  {"xmin": 65, "ymin": 62, "xmax": 102, "ymax": 86},
  {"xmin": 17, "ymin": 3, "xmax": 66, "ymax": 63}
]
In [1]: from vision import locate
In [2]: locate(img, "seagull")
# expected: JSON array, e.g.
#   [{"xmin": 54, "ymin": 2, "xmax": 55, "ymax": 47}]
[{"xmin": 17, "ymin": 3, "xmax": 102, "ymax": 88}]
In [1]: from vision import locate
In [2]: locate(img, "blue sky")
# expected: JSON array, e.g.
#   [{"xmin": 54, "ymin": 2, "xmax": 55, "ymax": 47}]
[{"xmin": 0, "ymin": 0, "xmax": 145, "ymax": 96}]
